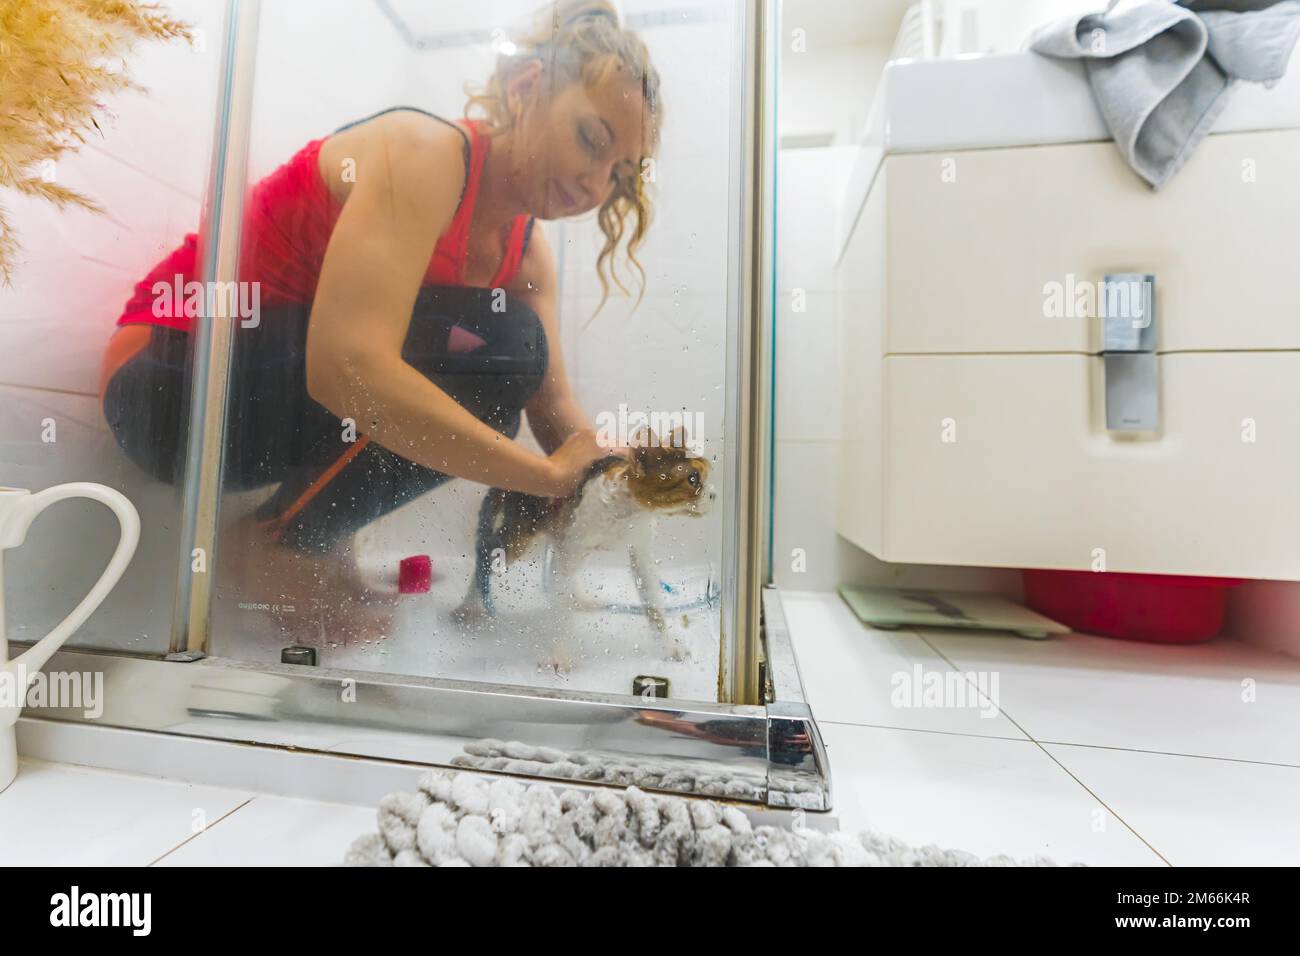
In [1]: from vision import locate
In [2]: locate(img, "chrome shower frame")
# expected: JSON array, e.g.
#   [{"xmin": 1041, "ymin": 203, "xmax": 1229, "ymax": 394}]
[{"xmin": 30, "ymin": 0, "xmax": 829, "ymax": 809}]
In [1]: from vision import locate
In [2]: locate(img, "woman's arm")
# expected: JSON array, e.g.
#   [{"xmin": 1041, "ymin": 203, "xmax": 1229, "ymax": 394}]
[
  {"xmin": 303, "ymin": 114, "xmax": 575, "ymax": 496},
  {"xmin": 514, "ymin": 228, "xmax": 596, "ymax": 455}
]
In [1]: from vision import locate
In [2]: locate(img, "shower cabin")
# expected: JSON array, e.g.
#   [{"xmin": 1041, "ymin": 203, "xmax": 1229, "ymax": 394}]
[{"xmin": 0, "ymin": 0, "xmax": 828, "ymax": 809}]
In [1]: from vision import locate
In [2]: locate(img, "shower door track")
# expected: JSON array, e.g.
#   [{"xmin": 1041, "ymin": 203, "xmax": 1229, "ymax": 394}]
[{"xmin": 29, "ymin": 587, "xmax": 830, "ymax": 810}]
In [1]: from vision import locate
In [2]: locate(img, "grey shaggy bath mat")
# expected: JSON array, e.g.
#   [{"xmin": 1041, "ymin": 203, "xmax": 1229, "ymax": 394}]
[
  {"xmin": 449, "ymin": 737, "xmax": 823, "ymax": 807},
  {"xmin": 344, "ymin": 769, "xmax": 1080, "ymax": 867}
]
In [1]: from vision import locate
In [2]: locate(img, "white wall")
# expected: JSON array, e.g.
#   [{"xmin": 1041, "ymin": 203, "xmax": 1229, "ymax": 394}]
[
  {"xmin": 245, "ymin": 0, "xmax": 413, "ymax": 179},
  {"xmin": 770, "ymin": 144, "xmax": 1022, "ymax": 599},
  {"xmin": 0, "ymin": 0, "xmax": 219, "ymax": 396},
  {"xmin": 0, "ymin": 0, "xmax": 223, "ymax": 652},
  {"xmin": 931, "ymin": 0, "xmax": 1126, "ymax": 57},
  {"xmin": 769, "ymin": 7, "xmax": 1022, "ymax": 598},
  {"xmin": 779, "ymin": 42, "xmax": 892, "ymax": 146}
]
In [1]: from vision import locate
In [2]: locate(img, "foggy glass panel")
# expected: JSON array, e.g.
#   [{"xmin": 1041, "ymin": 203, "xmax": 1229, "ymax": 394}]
[
  {"xmin": 0, "ymin": 0, "xmax": 222, "ymax": 653},
  {"xmin": 206, "ymin": 0, "xmax": 740, "ymax": 701}
]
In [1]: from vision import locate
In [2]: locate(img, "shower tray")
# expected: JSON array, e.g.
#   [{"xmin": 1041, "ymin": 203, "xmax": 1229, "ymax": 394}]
[{"xmin": 32, "ymin": 586, "xmax": 831, "ymax": 810}]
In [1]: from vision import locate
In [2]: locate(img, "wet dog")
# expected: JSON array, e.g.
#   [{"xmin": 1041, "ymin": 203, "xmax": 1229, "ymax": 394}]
[{"xmin": 453, "ymin": 427, "xmax": 713, "ymax": 662}]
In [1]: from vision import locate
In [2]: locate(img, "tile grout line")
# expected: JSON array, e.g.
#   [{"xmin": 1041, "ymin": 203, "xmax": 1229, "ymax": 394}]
[
  {"xmin": 808, "ymin": 615, "xmax": 1038, "ymax": 742},
  {"xmin": 1030, "ymin": 745, "xmax": 1171, "ymax": 867},
  {"xmin": 145, "ymin": 796, "xmax": 256, "ymax": 867},
  {"xmin": 902, "ymin": 626, "xmax": 1032, "ymax": 741},
  {"xmin": 821, "ymin": 719, "xmax": 1300, "ymax": 771},
  {"xmin": 818, "ymin": 718, "xmax": 1033, "ymax": 745},
  {"xmin": 886, "ymin": 619, "xmax": 1300, "ymax": 771},
  {"xmin": 1036, "ymin": 739, "xmax": 1300, "ymax": 772},
  {"xmin": 912, "ymin": 628, "xmax": 1171, "ymax": 867},
  {"xmin": 0, "ymin": 381, "xmax": 99, "ymax": 400}
]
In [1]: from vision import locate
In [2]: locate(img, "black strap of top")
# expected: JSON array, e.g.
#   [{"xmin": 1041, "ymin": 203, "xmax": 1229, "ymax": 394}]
[{"xmin": 331, "ymin": 107, "xmax": 472, "ymax": 210}]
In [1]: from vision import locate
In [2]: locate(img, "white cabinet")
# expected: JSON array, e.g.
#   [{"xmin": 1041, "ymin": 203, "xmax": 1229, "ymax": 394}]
[{"xmin": 836, "ymin": 129, "xmax": 1300, "ymax": 578}]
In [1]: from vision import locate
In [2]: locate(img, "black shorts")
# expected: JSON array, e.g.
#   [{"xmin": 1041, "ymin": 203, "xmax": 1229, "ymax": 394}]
[{"xmin": 102, "ymin": 285, "xmax": 549, "ymax": 552}]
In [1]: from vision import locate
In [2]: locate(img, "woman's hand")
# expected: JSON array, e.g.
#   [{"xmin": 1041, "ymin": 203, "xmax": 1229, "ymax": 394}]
[{"xmin": 538, "ymin": 429, "xmax": 621, "ymax": 498}]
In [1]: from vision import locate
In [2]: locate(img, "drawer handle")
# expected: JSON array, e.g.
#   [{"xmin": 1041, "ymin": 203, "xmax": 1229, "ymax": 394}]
[{"xmin": 1101, "ymin": 273, "xmax": 1158, "ymax": 432}]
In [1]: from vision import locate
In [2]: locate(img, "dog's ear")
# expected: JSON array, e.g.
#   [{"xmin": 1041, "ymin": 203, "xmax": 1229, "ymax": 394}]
[
  {"xmin": 628, "ymin": 426, "xmax": 662, "ymax": 473},
  {"xmin": 623, "ymin": 440, "xmax": 647, "ymax": 477}
]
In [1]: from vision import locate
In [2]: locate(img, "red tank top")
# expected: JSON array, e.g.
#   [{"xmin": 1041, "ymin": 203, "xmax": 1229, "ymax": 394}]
[{"xmin": 117, "ymin": 118, "xmax": 533, "ymax": 330}]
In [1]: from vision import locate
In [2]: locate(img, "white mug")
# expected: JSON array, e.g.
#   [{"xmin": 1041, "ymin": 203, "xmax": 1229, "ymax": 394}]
[{"xmin": 0, "ymin": 483, "xmax": 140, "ymax": 793}]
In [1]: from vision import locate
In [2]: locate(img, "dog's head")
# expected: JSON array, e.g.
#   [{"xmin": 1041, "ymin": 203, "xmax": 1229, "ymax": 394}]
[{"xmin": 616, "ymin": 426, "xmax": 714, "ymax": 517}]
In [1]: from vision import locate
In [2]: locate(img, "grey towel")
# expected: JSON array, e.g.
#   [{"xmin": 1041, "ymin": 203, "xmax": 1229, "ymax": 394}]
[{"xmin": 1028, "ymin": 0, "xmax": 1300, "ymax": 188}]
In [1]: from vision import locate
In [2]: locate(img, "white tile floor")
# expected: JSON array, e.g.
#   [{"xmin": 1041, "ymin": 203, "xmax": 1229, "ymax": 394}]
[
  {"xmin": 0, "ymin": 762, "xmax": 253, "ymax": 867},
  {"xmin": 152, "ymin": 795, "xmax": 379, "ymax": 868},
  {"xmin": 783, "ymin": 590, "xmax": 1300, "ymax": 867},
  {"xmin": 4, "ymin": 587, "xmax": 1299, "ymax": 866}
]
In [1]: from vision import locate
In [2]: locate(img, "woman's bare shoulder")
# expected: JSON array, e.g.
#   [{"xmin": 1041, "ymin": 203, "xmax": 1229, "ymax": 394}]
[{"xmin": 320, "ymin": 110, "xmax": 468, "ymax": 208}]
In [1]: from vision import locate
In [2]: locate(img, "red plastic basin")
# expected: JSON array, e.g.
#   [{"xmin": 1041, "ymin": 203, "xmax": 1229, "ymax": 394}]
[{"xmin": 1022, "ymin": 570, "xmax": 1244, "ymax": 644}]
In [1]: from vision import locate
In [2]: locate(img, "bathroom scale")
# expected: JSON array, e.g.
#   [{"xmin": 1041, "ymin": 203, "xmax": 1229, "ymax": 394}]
[{"xmin": 837, "ymin": 586, "xmax": 1070, "ymax": 640}]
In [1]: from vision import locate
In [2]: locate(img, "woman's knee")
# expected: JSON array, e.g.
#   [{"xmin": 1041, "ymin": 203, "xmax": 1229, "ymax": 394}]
[
  {"xmin": 482, "ymin": 296, "xmax": 548, "ymax": 373},
  {"xmin": 406, "ymin": 285, "xmax": 550, "ymax": 396}
]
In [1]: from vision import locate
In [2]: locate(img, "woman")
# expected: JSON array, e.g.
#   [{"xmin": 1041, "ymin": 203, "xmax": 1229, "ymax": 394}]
[{"xmin": 99, "ymin": 1, "xmax": 661, "ymax": 635}]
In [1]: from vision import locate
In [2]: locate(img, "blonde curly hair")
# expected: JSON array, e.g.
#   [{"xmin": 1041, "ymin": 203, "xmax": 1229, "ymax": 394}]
[{"xmin": 464, "ymin": 0, "xmax": 662, "ymax": 315}]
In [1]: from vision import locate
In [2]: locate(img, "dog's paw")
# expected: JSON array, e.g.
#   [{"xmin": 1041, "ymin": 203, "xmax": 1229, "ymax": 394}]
[
  {"xmin": 665, "ymin": 638, "xmax": 692, "ymax": 663},
  {"xmin": 569, "ymin": 595, "xmax": 606, "ymax": 614},
  {"xmin": 541, "ymin": 643, "xmax": 577, "ymax": 677},
  {"xmin": 452, "ymin": 600, "xmax": 490, "ymax": 628},
  {"xmin": 644, "ymin": 606, "xmax": 668, "ymax": 634}
]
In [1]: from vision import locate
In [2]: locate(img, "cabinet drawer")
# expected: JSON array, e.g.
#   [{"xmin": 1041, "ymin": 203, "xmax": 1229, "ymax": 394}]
[
  {"xmin": 876, "ymin": 352, "xmax": 1300, "ymax": 578},
  {"xmin": 886, "ymin": 130, "xmax": 1300, "ymax": 355}
]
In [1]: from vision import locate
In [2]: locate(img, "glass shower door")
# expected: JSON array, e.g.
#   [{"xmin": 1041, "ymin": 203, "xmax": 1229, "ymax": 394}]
[
  {"xmin": 9, "ymin": 0, "xmax": 825, "ymax": 809},
  {"xmin": 185, "ymin": 0, "xmax": 754, "ymax": 703}
]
